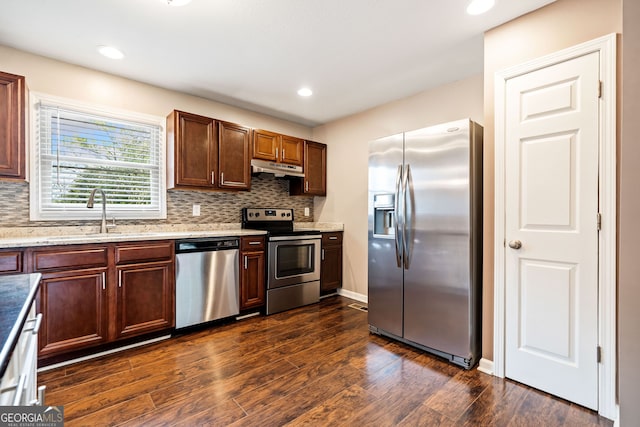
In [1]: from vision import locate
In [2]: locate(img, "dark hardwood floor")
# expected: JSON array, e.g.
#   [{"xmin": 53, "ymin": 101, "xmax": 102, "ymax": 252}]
[{"xmin": 39, "ymin": 296, "xmax": 613, "ymax": 426}]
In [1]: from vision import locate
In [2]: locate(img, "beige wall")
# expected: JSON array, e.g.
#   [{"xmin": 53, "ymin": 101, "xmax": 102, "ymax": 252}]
[
  {"xmin": 312, "ymin": 74, "xmax": 484, "ymax": 297},
  {"xmin": 619, "ymin": 0, "xmax": 640, "ymax": 423},
  {"xmin": 0, "ymin": 45, "xmax": 311, "ymax": 138},
  {"xmin": 483, "ymin": 0, "xmax": 621, "ymax": 360}
]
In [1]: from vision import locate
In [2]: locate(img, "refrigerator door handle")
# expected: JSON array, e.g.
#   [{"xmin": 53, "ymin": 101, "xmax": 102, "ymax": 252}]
[
  {"xmin": 402, "ymin": 163, "xmax": 412, "ymax": 270},
  {"xmin": 394, "ymin": 164, "xmax": 403, "ymax": 268}
]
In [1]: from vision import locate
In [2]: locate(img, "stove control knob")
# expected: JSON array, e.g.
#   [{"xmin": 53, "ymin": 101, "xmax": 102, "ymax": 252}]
[
  {"xmin": 281, "ymin": 213, "xmax": 286, "ymax": 217},
  {"xmin": 287, "ymin": 213, "xmax": 291, "ymax": 217},
  {"xmin": 255, "ymin": 213, "xmax": 260, "ymax": 217},
  {"xmin": 248, "ymin": 212, "xmax": 253, "ymax": 217}
]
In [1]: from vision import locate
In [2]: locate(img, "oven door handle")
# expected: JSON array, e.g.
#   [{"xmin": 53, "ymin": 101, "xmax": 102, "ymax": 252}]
[{"xmin": 268, "ymin": 235, "xmax": 322, "ymax": 242}]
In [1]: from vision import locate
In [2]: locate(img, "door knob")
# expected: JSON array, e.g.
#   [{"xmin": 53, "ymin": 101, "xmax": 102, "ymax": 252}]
[{"xmin": 508, "ymin": 240, "xmax": 522, "ymax": 250}]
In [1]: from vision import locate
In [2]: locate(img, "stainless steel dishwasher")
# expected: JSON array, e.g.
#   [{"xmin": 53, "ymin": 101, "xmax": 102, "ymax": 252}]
[{"xmin": 175, "ymin": 237, "xmax": 239, "ymax": 329}]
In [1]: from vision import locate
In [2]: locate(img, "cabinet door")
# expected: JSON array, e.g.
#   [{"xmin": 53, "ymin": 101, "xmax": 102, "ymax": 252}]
[
  {"xmin": 115, "ymin": 260, "xmax": 174, "ymax": 340},
  {"xmin": 252, "ymin": 129, "xmax": 279, "ymax": 162},
  {"xmin": 321, "ymin": 245, "xmax": 342, "ymax": 292},
  {"xmin": 280, "ymin": 135, "xmax": 304, "ymax": 166},
  {"xmin": 37, "ymin": 268, "xmax": 108, "ymax": 357},
  {"xmin": 172, "ymin": 111, "xmax": 218, "ymax": 188},
  {"xmin": 305, "ymin": 141, "xmax": 327, "ymax": 195},
  {"xmin": 0, "ymin": 71, "xmax": 25, "ymax": 179},
  {"xmin": 291, "ymin": 141, "xmax": 327, "ymax": 196},
  {"xmin": 0, "ymin": 250, "xmax": 22, "ymax": 274},
  {"xmin": 219, "ymin": 121, "xmax": 251, "ymax": 190},
  {"xmin": 240, "ymin": 251, "xmax": 265, "ymax": 310}
]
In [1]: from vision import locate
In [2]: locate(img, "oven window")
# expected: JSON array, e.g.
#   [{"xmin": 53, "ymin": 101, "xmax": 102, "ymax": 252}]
[{"xmin": 277, "ymin": 244, "xmax": 314, "ymax": 277}]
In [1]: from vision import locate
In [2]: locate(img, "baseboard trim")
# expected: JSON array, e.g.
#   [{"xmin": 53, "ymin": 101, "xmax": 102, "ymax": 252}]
[
  {"xmin": 477, "ymin": 358, "xmax": 494, "ymax": 376},
  {"xmin": 337, "ymin": 288, "xmax": 368, "ymax": 304},
  {"xmin": 37, "ymin": 335, "xmax": 171, "ymax": 372}
]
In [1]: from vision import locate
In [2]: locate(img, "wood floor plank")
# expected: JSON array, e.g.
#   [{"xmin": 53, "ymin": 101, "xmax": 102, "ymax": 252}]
[
  {"xmin": 227, "ymin": 366, "xmax": 368, "ymax": 427},
  {"xmin": 423, "ymin": 364, "xmax": 495, "ymax": 419},
  {"xmin": 454, "ymin": 377, "xmax": 530, "ymax": 426},
  {"xmin": 283, "ymin": 384, "xmax": 377, "ymax": 426},
  {"xmin": 38, "ymin": 296, "xmax": 612, "ymax": 427},
  {"xmin": 67, "ymin": 394, "xmax": 155, "ymax": 427},
  {"xmin": 61, "ymin": 368, "xmax": 185, "ymax": 421},
  {"xmin": 150, "ymin": 358, "xmax": 297, "ymax": 408}
]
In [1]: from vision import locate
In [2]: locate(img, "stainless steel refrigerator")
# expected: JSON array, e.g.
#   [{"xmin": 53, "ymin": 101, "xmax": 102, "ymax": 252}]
[{"xmin": 367, "ymin": 118, "xmax": 482, "ymax": 369}]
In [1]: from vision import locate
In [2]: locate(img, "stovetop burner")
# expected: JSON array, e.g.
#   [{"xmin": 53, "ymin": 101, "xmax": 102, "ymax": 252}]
[{"xmin": 241, "ymin": 207, "xmax": 320, "ymax": 238}]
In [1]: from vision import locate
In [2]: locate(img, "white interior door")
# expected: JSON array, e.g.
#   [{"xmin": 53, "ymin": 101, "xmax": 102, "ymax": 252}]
[{"xmin": 504, "ymin": 51, "xmax": 600, "ymax": 409}]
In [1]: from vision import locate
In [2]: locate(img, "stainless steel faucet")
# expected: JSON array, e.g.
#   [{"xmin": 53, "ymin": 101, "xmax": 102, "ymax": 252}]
[{"xmin": 87, "ymin": 188, "xmax": 115, "ymax": 233}]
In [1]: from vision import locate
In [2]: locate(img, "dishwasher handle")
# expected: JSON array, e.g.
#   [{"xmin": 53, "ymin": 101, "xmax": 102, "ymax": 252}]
[{"xmin": 176, "ymin": 238, "xmax": 240, "ymax": 253}]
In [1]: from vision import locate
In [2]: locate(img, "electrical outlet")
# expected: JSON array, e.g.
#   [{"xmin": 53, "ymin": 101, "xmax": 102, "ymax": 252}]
[
  {"xmin": 192, "ymin": 204, "xmax": 201, "ymax": 216},
  {"xmin": 304, "ymin": 207, "xmax": 310, "ymax": 217}
]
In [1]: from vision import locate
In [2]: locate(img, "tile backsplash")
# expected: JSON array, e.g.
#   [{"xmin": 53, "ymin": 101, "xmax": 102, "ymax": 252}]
[{"xmin": 0, "ymin": 174, "xmax": 314, "ymax": 228}]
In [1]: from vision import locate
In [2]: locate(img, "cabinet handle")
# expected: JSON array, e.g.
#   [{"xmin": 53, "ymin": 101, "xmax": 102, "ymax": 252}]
[
  {"xmin": 275, "ymin": 147, "xmax": 279, "ymax": 160},
  {"xmin": 211, "ymin": 171, "xmax": 215, "ymax": 185},
  {"xmin": 221, "ymin": 172, "xmax": 224, "ymax": 184},
  {"xmin": 249, "ymin": 241, "xmax": 261, "ymax": 245},
  {"xmin": 305, "ymin": 181, "xmax": 309, "ymax": 192},
  {"xmin": 102, "ymin": 272, "xmax": 106, "ymax": 290},
  {"xmin": 118, "ymin": 270, "xmax": 122, "ymax": 288},
  {"xmin": 329, "ymin": 236, "xmax": 338, "ymax": 240},
  {"xmin": 244, "ymin": 255, "xmax": 248, "ymax": 270},
  {"xmin": 282, "ymin": 148, "xmax": 285, "ymax": 159},
  {"xmin": 322, "ymin": 249, "xmax": 325, "ymax": 261}
]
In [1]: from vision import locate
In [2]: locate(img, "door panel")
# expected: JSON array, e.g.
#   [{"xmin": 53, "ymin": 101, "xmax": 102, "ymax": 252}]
[
  {"xmin": 368, "ymin": 133, "xmax": 404, "ymax": 337},
  {"xmin": 402, "ymin": 121, "xmax": 472, "ymax": 358},
  {"xmin": 505, "ymin": 51, "xmax": 599, "ymax": 409}
]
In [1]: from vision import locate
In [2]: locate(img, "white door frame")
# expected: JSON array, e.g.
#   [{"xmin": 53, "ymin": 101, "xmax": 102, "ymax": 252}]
[{"xmin": 493, "ymin": 33, "xmax": 617, "ymax": 420}]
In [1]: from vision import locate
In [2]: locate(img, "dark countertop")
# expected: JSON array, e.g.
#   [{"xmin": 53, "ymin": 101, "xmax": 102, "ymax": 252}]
[{"xmin": 0, "ymin": 273, "xmax": 41, "ymax": 378}]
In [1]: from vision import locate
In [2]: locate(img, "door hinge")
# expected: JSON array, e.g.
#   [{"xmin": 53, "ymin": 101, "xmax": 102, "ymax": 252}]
[
  {"xmin": 597, "ymin": 346, "xmax": 602, "ymax": 363},
  {"xmin": 597, "ymin": 213, "xmax": 602, "ymax": 231},
  {"xmin": 598, "ymin": 80, "xmax": 603, "ymax": 99}
]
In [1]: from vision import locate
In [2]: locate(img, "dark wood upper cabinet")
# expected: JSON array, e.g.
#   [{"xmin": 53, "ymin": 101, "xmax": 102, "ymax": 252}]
[
  {"xmin": 252, "ymin": 129, "xmax": 304, "ymax": 167},
  {"xmin": 252, "ymin": 129, "xmax": 279, "ymax": 162},
  {"xmin": 0, "ymin": 71, "xmax": 25, "ymax": 180},
  {"xmin": 167, "ymin": 110, "xmax": 251, "ymax": 191},
  {"xmin": 280, "ymin": 135, "xmax": 304, "ymax": 166},
  {"xmin": 167, "ymin": 110, "xmax": 218, "ymax": 189},
  {"xmin": 219, "ymin": 121, "xmax": 251, "ymax": 190},
  {"xmin": 290, "ymin": 141, "xmax": 327, "ymax": 196}
]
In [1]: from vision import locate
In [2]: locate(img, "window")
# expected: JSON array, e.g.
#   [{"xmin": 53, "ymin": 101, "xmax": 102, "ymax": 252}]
[{"xmin": 30, "ymin": 93, "xmax": 166, "ymax": 220}]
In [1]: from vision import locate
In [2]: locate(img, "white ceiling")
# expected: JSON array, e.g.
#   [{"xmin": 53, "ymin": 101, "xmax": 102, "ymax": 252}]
[{"xmin": 0, "ymin": 0, "xmax": 555, "ymax": 127}]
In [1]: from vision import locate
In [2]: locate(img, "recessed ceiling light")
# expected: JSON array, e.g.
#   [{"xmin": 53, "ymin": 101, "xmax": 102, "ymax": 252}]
[
  {"xmin": 97, "ymin": 45, "xmax": 124, "ymax": 59},
  {"xmin": 466, "ymin": 0, "xmax": 495, "ymax": 15},
  {"xmin": 165, "ymin": 0, "xmax": 192, "ymax": 6},
  {"xmin": 297, "ymin": 87, "xmax": 313, "ymax": 97}
]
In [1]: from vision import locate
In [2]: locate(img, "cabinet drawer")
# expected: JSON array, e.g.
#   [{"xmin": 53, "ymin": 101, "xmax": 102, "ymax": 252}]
[
  {"xmin": 33, "ymin": 247, "xmax": 109, "ymax": 272},
  {"xmin": 322, "ymin": 232, "xmax": 343, "ymax": 245},
  {"xmin": 115, "ymin": 241, "xmax": 174, "ymax": 264},
  {"xmin": 241, "ymin": 236, "xmax": 265, "ymax": 251},
  {"xmin": 0, "ymin": 251, "xmax": 22, "ymax": 274}
]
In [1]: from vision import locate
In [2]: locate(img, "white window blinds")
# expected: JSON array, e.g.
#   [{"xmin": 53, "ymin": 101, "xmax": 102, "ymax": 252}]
[{"xmin": 31, "ymin": 96, "xmax": 166, "ymax": 220}]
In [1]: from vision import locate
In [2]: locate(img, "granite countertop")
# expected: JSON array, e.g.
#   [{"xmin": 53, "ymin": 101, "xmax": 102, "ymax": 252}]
[
  {"xmin": 0, "ymin": 273, "xmax": 41, "ymax": 378},
  {"xmin": 294, "ymin": 222, "xmax": 344, "ymax": 233},
  {"xmin": 0, "ymin": 223, "xmax": 343, "ymax": 249},
  {"xmin": 0, "ymin": 226, "xmax": 268, "ymax": 249}
]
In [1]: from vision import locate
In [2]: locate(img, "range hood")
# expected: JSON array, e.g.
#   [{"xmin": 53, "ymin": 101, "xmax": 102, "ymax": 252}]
[{"xmin": 251, "ymin": 159, "xmax": 304, "ymax": 178}]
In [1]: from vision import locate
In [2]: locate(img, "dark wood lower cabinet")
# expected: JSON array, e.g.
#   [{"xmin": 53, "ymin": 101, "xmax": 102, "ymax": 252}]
[
  {"xmin": 239, "ymin": 236, "xmax": 266, "ymax": 311},
  {"xmin": 37, "ymin": 268, "xmax": 109, "ymax": 358},
  {"xmin": 321, "ymin": 232, "xmax": 343, "ymax": 293},
  {"xmin": 115, "ymin": 260, "xmax": 174, "ymax": 340},
  {"xmin": 32, "ymin": 241, "xmax": 175, "ymax": 362}
]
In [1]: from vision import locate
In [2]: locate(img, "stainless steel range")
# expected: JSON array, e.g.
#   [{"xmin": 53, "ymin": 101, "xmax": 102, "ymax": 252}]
[{"xmin": 241, "ymin": 208, "xmax": 321, "ymax": 315}]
